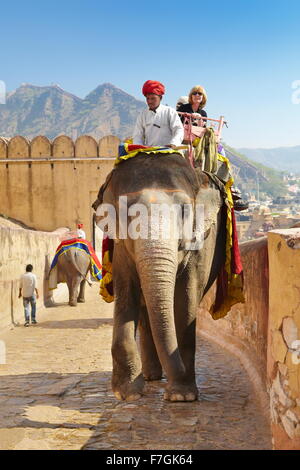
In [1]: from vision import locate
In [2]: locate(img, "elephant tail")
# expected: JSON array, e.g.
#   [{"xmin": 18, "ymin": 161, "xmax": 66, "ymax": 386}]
[{"xmin": 66, "ymin": 249, "xmax": 91, "ymax": 279}]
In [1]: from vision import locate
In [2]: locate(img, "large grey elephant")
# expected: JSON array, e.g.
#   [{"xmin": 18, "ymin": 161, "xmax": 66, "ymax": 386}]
[
  {"xmin": 49, "ymin": 248, "xmax": 91, "ymax": 307},
  {"xmin": 95, "ymin": 152, "xmax": 226, "ymax": 402}
]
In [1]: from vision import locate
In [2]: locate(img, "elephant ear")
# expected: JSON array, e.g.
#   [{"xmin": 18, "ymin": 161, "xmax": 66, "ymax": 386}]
[
  {"xmin": 193, "ymin": 167, "xmax": 210, "ymax": 192},
  {"xmin": 193, "ymin": 169, "xmax": 225, "ymax": 242},
  {"xmin": 92, "ymin": 168, "xmax": 116, "ymax": 211},
  {"xmin": 195, "ymin": 169, "xmax": 227, "ymax": 200}
]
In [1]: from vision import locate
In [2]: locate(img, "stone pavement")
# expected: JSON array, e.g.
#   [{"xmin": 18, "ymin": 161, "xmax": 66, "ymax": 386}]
[{"xmin": 0, "ymin": 283, "xmax": 272, "ymax": 450}]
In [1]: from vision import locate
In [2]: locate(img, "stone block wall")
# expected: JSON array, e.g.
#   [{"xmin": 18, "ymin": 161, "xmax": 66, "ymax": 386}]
[{"xmin": 267, "ymin": 229, "xmax": 300, "ymax": 450}]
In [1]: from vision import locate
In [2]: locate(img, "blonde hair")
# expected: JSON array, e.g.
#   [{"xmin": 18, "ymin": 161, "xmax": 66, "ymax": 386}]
[{"xmin": 188, "ymin": 85, "xmax": 207, "ymax": 108}]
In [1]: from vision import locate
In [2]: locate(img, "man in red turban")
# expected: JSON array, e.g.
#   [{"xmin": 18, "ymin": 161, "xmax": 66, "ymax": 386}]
[
  {"xmin": 133, "ymin": 80, "xmax": 183, "ymax": 148},
  {"xmin": 142, "ymin": 80, "xmax": 165, "ymax": 97}
]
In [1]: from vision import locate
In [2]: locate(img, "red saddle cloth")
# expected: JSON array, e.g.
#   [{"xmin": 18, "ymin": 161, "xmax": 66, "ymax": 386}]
[{"xmin": 50, "ymin": 238, "xmax": 102, "ymax": 281}]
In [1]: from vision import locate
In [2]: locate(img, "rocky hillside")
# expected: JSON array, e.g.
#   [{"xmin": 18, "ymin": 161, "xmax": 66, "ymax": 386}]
[
  {"xmin": 0, "ymin": 83, "xmax": 146, "ymax": 140},
  {"xmin": 225, "ymin": 145, "xmax": 287, "ymax": 198}
]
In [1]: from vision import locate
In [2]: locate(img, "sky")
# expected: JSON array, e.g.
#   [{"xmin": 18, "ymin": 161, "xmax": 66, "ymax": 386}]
[{"xmin": 0, "ymin": 0, "xmax": 300, "ymax": 148}]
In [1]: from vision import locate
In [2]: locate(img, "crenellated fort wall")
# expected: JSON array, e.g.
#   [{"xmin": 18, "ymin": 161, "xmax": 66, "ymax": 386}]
[{"xmin": 0, "ymin": 135, "xmax": 117, "ymax": 241}]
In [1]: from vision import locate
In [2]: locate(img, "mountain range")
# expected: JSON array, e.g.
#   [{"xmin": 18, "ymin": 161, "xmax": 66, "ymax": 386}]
[
  {"xmin": 0, "ymin": 82, "xmax": 146, "ymax": 140},
  {"xmin": 238, "ymin": 146, "xmax": 300, "ymax": 174},
  {"xmin": 1, "ymin": 82, "xmax": 299, "ymax": 184}
]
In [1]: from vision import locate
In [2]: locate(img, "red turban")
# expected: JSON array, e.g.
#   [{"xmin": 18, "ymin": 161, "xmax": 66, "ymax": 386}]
[
  {"xmin": 142, "ymin": 80, "xmax": 165, "ymax": 97},
  {"xmin": 77, "ymin": 223, "xmax": 83, "ymax": 228}
]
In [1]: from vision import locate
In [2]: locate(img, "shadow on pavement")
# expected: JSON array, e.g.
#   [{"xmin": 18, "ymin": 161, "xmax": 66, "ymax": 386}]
[{"xmin": 36, "ymin": 318, "xmax": 113, "ymax": 329}]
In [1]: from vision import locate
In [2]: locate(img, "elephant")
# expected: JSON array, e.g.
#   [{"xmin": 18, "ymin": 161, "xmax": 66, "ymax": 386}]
[
  {"xmin": 96, "ymin": 152, "xmax": 226, "ymax": 402},
  {"xmin": 51, "ymin": 248, "xmax": 91, "ymax": 307}
]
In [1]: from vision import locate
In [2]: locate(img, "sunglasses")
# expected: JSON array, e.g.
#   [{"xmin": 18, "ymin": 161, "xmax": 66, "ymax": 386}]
[{"xmin": 192, "ymin": 92, "xmax": 202, "ymax": 96}]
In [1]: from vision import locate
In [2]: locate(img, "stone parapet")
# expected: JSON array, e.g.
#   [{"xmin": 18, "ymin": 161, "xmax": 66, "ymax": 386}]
[{"xmin": 198, "ymin": 230, "xmax": 300, "ymax": 449}]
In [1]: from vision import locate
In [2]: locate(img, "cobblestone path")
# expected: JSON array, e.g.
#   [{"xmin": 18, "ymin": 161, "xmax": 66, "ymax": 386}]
[{"xmin": 0, "ymin": 283, "xmax": 272, "ymax": 450}]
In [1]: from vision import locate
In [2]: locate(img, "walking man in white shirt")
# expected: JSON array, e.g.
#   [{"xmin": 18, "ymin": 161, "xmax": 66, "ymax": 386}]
[
  {"xmin": 133, "ymin": 80, "xmax": 184, "ymax": 148},
  {"xmin": 19, "ymin": 264, "xmax": 39, "ymax": 327}
]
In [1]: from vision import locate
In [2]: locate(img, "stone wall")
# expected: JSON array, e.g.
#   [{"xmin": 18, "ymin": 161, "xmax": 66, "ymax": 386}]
[
  {"xmin": 0, "ymin": 221, "xmax": 68, "ymax": 331},
  {"xmin": 267, "ymin": 229, "xmax": 300, "ymax": 450},
  {"xmin": 198, "ymin": 232, "xmax": 300, "ymax": 449},
  {"xmin": 0, "ymin": 135, "xmax": 117, "ymax": 241}
]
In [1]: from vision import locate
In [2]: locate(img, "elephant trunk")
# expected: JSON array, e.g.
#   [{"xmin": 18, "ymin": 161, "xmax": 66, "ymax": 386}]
[{"xmin": 136, "ymin": 239, "xmax": 185, "ymax": 381}]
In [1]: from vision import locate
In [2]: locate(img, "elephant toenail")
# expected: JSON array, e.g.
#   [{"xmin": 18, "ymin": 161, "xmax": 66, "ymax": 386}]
[
  {"xmin": 114, "ymin": 391, "xmax": 122, "ymax": 400},
  {"xmin": 186, "ymin": 393, "xmax": 197, "ymax": 401}
]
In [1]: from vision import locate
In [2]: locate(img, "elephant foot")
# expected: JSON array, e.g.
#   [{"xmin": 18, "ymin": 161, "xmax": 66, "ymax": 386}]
[
  {"xmin": 69, "ymin": 301, "xmax": 77, "ymax": 307},
  {"xmin": 163, "ymin": 383, "xmax": 198, "ymax": 402},
  {"xmin": 112, "ymin": 373, "xmax": 144, "ymax": 401},
  {"xmin": 77, "ymin": 298, "xmax": 85, "ymax": 303},
  {"xmin": 114, "ymin": 391, "xmax": 142, "ymax": 402}
]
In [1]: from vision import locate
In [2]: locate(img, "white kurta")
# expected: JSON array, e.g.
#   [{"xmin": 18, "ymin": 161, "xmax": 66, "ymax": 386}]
[{"xmin": 133, "ymin": 104, "xmax": 184, "ymax": 147}]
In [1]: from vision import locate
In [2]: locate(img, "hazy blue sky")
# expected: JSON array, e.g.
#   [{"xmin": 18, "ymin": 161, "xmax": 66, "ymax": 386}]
[{"xmin": 1, "ymin": 0, "xmax": 300, "ymax": 148}]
